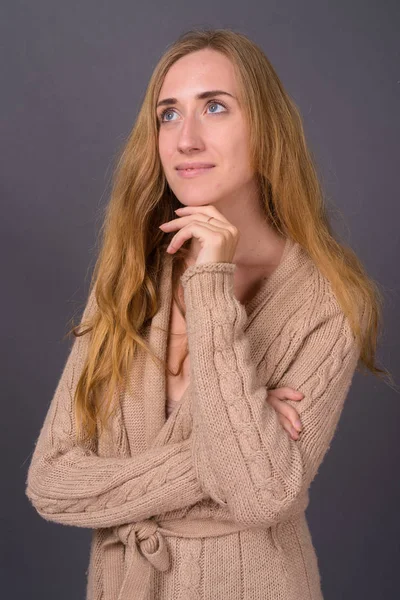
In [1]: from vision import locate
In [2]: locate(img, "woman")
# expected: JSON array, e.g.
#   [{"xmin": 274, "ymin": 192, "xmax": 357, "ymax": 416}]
[{"xmin": 25, "ymin": 28, "xmax": 390, "ymax": 600}]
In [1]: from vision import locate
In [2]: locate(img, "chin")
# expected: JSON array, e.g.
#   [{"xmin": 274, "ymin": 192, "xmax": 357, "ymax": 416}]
[{"xmin": 173, "ymin": 188, "xmax": 225, "ymax": 207}]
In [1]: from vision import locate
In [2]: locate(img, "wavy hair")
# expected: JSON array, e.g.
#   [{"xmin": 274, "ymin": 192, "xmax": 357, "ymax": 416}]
[{"xmin": 67, "ymin": 27, "xmax": 393, "ymax": 444}]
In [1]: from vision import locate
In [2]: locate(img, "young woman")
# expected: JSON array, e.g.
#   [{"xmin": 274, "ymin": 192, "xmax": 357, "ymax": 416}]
[{"xmin": 26, "ymin": 28, "xmax": 389, "ymax": 600}]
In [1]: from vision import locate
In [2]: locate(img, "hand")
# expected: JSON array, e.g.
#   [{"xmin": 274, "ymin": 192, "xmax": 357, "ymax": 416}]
[
  {"xmin": 159, "ymin": 205, "xmax": 240, "ymax": 266},
  {"xmin": 266, "ymin": 387, "xmax": 304, "ymax": 440}
]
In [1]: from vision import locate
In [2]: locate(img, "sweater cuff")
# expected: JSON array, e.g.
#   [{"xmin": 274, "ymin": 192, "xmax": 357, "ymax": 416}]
[{"xmin": 180, "ymin": 262, "xmax": 238, "ymax": 312}]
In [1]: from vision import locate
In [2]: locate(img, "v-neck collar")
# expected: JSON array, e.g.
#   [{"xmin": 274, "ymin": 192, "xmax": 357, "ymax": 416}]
[
  {"xmin": 242, "ymin": 235, "xmax": 295, "ymax": 315},
  {"xmin": 143, "ymin": 236, "xmax": 303, "ymax": 446}
]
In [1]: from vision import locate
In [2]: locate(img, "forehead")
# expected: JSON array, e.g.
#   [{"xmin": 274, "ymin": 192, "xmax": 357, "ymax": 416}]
[{"xmin": 158, "ymin": 49, "xmax": 238, "ymax": 100}]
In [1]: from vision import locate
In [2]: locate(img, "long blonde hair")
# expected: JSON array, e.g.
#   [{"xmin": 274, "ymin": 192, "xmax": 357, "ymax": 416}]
[{"xmin": 68, "ymin": 27, "xmax": 393, "ymax": 444}]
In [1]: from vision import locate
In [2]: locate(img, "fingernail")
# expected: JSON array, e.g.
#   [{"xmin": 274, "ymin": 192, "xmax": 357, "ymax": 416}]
[{"xmin": 294, "ymin": 420, "xmax": 302, "ymax": 430}]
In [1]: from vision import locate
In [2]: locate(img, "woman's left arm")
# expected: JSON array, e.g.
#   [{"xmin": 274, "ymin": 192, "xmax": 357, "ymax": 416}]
[{"xmin": 181, "ymin": 262, "xmax": 362, "ymax": 528}]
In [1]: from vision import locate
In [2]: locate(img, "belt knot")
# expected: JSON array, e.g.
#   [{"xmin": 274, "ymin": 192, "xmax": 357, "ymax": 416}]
[{"xmin": 114, "ymin": 518, "xmax": 170, "ymax": 572}]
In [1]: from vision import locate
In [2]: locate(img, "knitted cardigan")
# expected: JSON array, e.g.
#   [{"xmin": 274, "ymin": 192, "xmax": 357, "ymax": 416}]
[{"xmin": 25, "ymin": 237, "xmax": 364, "ymax": 600}]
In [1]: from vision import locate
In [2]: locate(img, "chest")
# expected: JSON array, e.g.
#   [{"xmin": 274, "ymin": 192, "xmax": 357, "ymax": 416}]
[{"xmin": 165, "ymin": 297, "xmax": 191, "ymax": 406}]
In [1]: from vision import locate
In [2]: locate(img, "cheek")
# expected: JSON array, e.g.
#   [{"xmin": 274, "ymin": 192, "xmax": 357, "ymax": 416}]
[
  {"xmin": 221, "ymin": 118, "xmax": 251, "ymax": 162},
  {"xmin": 158, "ymin": 134, "xmax": 174, "ymax": 168},
  {"xmin": 224, "ymin": 134, "xmax": 253, "ymax": 181}
]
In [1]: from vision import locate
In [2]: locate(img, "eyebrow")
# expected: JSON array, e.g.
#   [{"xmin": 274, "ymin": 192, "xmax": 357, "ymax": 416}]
[{"xmin": 156, "ymin": 90, "xmax": 236, "ymax": 109}]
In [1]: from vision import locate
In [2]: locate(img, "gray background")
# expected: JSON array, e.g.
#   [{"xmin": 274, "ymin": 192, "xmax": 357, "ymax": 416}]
[{"xmin": 2, "ymin": 1, "xmax": 399, "ymax": 598}]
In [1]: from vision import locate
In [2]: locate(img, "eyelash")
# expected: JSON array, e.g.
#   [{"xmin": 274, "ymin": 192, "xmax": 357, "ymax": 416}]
[{"xmin": 158, "ymin": 99, "xmax": 228, "ymax": 124}]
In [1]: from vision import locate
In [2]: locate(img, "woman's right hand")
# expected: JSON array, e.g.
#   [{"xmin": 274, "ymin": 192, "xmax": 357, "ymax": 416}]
[{"xmin": 266, "ymin": 387, "xmax": 304, "ymax": 440}]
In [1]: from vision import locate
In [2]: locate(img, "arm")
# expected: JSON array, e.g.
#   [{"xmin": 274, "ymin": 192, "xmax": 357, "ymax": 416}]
[
  {"xmin": 25, "ymin": 288, "xmax": 207, "ymax": 529},
  {"xmin": 181, "ymin": 262, "xmax": 362, "ymax": 527}
]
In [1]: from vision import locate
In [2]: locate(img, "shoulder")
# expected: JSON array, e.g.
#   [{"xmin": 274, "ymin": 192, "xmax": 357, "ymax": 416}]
[
  {"xmin": 263, "ymin": 257, "xmax": 361, "ymax": 388},
  {"xmin": 267, "ymin": 241, "xmax": 348, "ymax": 330},
  {"xmin": 297, "ymin": 255, "xmax": 356, "ymax": 342},
  {"xmin": 261, "ymin": 244, "xmax": 360, "ymax": 366}
]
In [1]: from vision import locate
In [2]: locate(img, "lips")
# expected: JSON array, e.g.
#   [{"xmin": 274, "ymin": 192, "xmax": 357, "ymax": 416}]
[
  {"xmin": 175, "ymin": 162, "xmax": 215, "ymax": 170},
  {"xmin": 176, "ymin": 166, "xmax": 215, "ymax": 178}
]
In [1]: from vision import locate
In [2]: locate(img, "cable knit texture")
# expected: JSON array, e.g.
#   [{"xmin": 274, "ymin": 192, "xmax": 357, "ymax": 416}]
[{"xmin": 25, "ymin": 237, "xmax": 364, "ymax": 599}]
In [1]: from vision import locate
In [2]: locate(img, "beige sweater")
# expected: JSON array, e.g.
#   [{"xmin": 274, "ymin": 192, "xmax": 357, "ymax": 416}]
[{"xmin": 25, "ymin": 237, "xmax": 363, "ymax": 600}]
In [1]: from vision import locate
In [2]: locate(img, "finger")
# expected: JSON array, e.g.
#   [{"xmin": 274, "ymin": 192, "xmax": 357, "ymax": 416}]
[
  {"xmin": 166, "ymin": 221, "xmax": 230, "ymax": 253},
  {"xmin": 268, "ymin": 386, "xmax": 304, "ymax": 401},
  {"xmin": 161, "ymin": 213, "xmax": 228, "ymax": 232},
  {"xmin": 266, "ymin": 394, "xmax": 302, "ymax": 431},
  {"xmin": 277, "ymin": 414, "xmax": 301, "ymax": 440},
  {"xmin": 175, "ymin": 205, "xmax": 232, "ymax": 226}
]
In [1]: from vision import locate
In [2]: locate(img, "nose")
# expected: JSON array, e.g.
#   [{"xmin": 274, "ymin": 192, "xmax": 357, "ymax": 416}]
[{"xmin": 176, "ymin": 114, "xmax": 205, "ymax": 154}]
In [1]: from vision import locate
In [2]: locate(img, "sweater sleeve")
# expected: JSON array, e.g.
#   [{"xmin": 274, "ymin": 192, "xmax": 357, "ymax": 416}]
[
  {"xmin": 25, "ymin": 288, "xmax": 207, "ymax": 529},
  {"xmin": 180, "ymin": 262, "xmax": 362, "ymax": 527}
]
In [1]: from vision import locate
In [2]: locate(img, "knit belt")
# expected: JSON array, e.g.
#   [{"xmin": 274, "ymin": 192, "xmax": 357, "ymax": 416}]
[{"xmin": 102, "ymin": 517, "xmax": 251, "ymax": 600}]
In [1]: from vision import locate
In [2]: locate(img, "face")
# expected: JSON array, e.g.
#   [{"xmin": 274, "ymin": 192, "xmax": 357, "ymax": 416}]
[{"xmin": 156, "ymin": 48, "xmax": 256, "ymax": 208}]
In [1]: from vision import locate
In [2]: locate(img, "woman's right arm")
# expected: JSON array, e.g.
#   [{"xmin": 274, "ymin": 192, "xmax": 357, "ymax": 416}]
[{"xmin": 25, "ymin": 289, "xmax": 207, "ymax": 530}]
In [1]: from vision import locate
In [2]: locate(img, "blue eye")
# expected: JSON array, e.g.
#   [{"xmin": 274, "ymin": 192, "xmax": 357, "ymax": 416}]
[
  {"xmin": 158, "ymin": 100, "xmax": 228, "ymax": 124},
  {"xmin": 160, "ymin": 109, "xmax": 176, "ymax": 123},
  {"xmin": 207, "ymin": 101, "xmax": 226, "ymax": 114}
]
